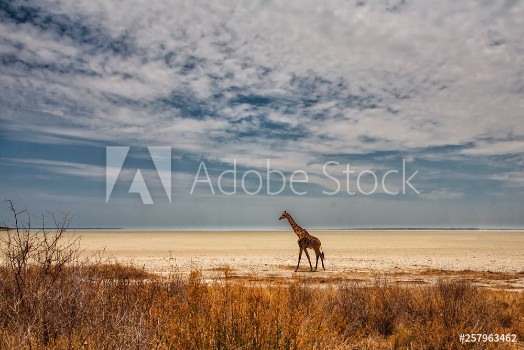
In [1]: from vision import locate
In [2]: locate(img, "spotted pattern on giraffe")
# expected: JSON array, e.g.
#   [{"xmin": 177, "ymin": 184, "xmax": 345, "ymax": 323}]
[{"xmin": 279, "ymin": 210, "xmax": 325, "ymax": 272}]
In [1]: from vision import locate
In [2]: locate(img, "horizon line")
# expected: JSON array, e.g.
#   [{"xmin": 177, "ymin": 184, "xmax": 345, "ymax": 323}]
[
  {"xmin": 3, "ymin": 226, "xmax": 524, "ymax": 232},
  {"xmin": 68, "ymin": 227, "xmax": 524, "ymax": 231}
]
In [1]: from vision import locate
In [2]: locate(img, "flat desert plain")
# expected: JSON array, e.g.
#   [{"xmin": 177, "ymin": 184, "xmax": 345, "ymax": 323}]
[{"xmin": 72, "ymin": 230, "xmax": 524, "ymax": 289}]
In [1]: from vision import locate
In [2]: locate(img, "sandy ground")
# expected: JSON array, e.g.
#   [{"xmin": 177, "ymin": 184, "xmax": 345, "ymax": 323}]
[{"xmin": 64, "ymin": 229, "xmax": 524, "ymax": 289}]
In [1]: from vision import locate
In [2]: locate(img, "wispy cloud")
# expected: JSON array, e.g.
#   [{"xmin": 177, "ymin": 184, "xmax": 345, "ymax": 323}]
[
  {"xmin": 491, "ymin": 171, "xmax": 524, "ymax": 188},
  {"xmin": 0, "ymin": 158, "xmax": 105, "ymax": 179},
  {"xmin": 460, "ymin": 140, "xmax": 524, "ymax": 156}
]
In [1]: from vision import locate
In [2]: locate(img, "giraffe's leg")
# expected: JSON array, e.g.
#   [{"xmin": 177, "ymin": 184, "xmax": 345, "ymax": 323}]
[
  {"xmin": 304, "ymin": 248, "xmax": 313, "ymax": 271},
  {"xmin": 295, "ymin": 247, "xmax": 303, "ymax": 272},
  {"xmin": 314, "ymin": 246, "xmax": 324, "ymax": 271}
]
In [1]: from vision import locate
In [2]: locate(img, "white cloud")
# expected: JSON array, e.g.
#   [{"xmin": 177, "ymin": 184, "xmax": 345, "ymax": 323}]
[
  {"xmin": 461, "ymin": 140, "xmax": 524, "ymax": 156},
  {"xmin": 1, "ymin": 0, "xmax": 523, "ymax": 189},
  {"xmin": 419, "ymin": 189, "xmax": 464, "ymax": 201},
  {"xmin": 491, "ymin": 171, "xmax": 524, "ymax": 187},
  {"xmin": 0, "ymin": 158, "xmax": 106, "ymax": 179}
]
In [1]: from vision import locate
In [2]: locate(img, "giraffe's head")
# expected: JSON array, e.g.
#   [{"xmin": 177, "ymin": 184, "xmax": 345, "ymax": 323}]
[{"xmin": 279, "ymin": 211, "xmax": 290, "ymax": 221}]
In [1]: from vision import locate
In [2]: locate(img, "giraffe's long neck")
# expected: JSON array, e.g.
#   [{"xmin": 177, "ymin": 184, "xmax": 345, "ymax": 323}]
[{"xmin": 286, "ymin": 215, "xmax": 305, "ymax": 238}]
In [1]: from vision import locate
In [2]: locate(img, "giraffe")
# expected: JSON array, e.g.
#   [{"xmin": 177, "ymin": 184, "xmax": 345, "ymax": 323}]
[{"xmin": 279, "ymin": 210, "xmax": 325, "ymax": 272}]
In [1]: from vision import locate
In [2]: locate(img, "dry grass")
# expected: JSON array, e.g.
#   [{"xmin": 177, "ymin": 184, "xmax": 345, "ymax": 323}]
[
  {"xmin": 420, "ymin": 268, "xmax": 524, "ymax": 280},
  {"xmin": 1, "ymin": 264, "xmax": 523, "ymax": 349},
  {"xmin": 1, "ymin": 203, "xmax": 523, "ymax": 349}
]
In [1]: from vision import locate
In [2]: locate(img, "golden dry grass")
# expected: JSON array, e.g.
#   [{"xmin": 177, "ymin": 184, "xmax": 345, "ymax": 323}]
[{"xmin": 1, "ymin": 263, "xmax": 523, "ymax": 349}]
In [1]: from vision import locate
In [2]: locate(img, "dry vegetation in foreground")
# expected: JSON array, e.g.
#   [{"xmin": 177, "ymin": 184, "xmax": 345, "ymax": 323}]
[{"xmin": 1, "ymin": 202, "xmax": 523, "ymax": 349}]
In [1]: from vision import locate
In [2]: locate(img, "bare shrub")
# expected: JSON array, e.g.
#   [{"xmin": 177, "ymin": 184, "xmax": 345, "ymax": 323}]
[{"xmin": 0, "ymin": 200, "xmax": 82, "ymax": 347}]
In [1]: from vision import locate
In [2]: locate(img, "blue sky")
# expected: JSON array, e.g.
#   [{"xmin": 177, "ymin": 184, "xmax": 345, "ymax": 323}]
[{"xmin": 0, "ymin": 0, "xmax": 523, "ymax": 229}]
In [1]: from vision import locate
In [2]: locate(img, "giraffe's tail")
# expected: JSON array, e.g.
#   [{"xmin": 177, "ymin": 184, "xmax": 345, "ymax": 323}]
[{"xmin": 320, "ymin": 247, "xmax": 325, "ymax": 260}]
